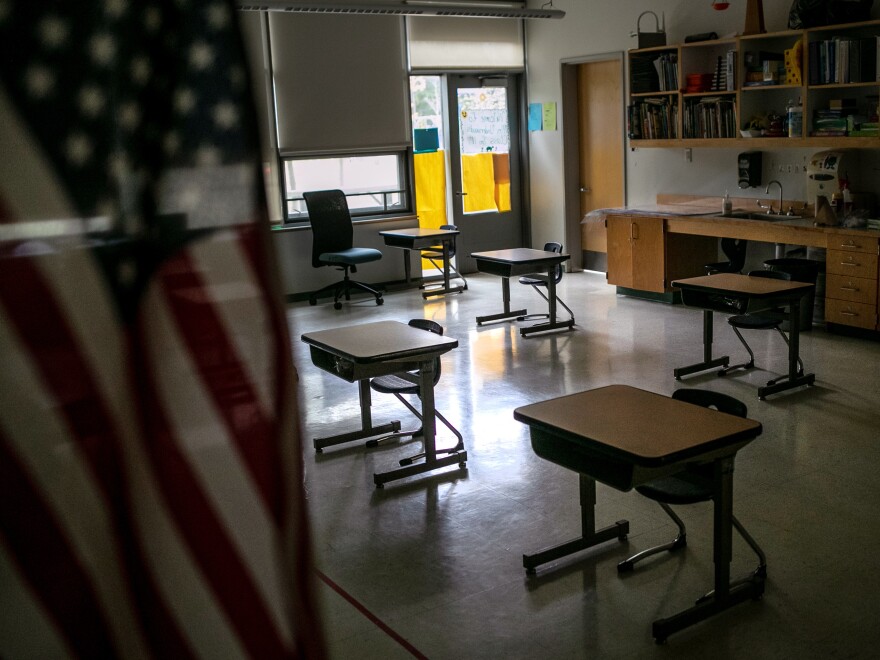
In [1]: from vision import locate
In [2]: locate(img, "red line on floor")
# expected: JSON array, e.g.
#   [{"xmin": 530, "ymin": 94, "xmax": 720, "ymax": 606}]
[{"xmin": 316, "ymin": 570, "xmax": 428, "ymax": 659}]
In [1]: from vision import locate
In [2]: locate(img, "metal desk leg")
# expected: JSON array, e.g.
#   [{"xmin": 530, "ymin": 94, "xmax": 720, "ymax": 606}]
[
  {"xmin": 373, "ymin": 361, "xmax": 467, "ymax": 487},
  {"xmin": 651, "ymin": 457, "xmax": 765, "ymax": 643},
  {"xmin": 313, "ymin": 379, "xmax": 400, "ymax": 452},
  {"xmin": 476, "ymin": 276, "xmax": 527, "ymax": 325},
  {"xmin": 523, "ymin": 474, "xmax": 629, "ymax": 574},
  {"xmin": 674, "ymin": 309, "xmax": 730, "ymax": 379},
  {"xmin": 520, "ymin": 271, "xmax": 575, "ymax": 337},
  {"xmin": 757, "ymin": 297, "xmax": 815, "ymax": 399},
  {"xmin": 422, "ymin": 239, "xmax": 465, "ymax": 298}
]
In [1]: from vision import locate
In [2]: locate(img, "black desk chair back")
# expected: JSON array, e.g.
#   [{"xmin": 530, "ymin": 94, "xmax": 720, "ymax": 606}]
[
  {"xmin": 420, "ymin": 224, "xmax": 468, "ymax": 291},
  {"xmin": 515, "ymin": 242, "xmax": 575, "ymax": 323},
  {"xmin": 617, "ymin": 388, "xmax": 766, "ymax": 580},
  {"xmin": 304, "ymin": 189, "xmax": 384, "ymax": 310},
  {"xmin": 368, "ymin": 319, "xmax": 464, "ymax": 466},
  {"xmin": 719, "ymin": 269, "xmax": 804, "ymax": 385},
  {"xmin": 705, "ymin": 238, "xmax": 748, "ymax": 274}
]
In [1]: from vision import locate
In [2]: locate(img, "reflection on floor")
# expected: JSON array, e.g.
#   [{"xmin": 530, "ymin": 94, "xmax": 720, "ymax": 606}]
[{"xmin": 288, "ymin": 270, "xmax": 880, "ymax": 659}]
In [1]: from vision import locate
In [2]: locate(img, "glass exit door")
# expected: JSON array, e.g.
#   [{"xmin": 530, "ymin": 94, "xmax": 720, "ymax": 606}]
[
  {"xmin": 448, "ymin": 75, "xmax": 523, "ymax": 272},
  {"xmin": 410, "ymin": 74, "xmax": 524, "ymax": 274}
]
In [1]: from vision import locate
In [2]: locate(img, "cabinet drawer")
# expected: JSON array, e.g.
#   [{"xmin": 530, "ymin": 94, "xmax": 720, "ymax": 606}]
[
  {"xmin": 825, "ymin": 274, "xmax": 878, "ymax": 305},
  {"xmin": 830, "ymin": 235, "xmax": 879, "ymax": 253},
  {"xmin": 825, "ymin": 299, "xmax": 877, "ymax": 330},
  {"xmin": 826, "ymin": 249, "xmax": 879, "ymax": 279}
]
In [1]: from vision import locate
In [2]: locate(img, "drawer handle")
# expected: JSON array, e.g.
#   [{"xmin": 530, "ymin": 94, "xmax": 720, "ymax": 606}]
[
  {"xmin": 840, "ymin": 261, "xmax": 859, "ymax": 267},
  {"xmin": 841, "ymin": 241, "xmax": 857, "ymax": 248},
  {"xmin": 840, "ymin": 286, "xmax": 859, "ymax": 292},
  {"xmin": 841, "ymin": 311, "xmax": 858, "ymax": 317}
]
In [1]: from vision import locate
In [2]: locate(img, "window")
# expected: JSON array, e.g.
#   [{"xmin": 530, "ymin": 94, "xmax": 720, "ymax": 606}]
[{"xmin": 283, "ymin": 153, "xmax": 410, "ymax": 223}]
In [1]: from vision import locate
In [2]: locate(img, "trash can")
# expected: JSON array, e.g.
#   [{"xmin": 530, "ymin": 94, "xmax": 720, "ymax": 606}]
[{"xmin": 763, "ymin": 257, "xmax": 823, "ymax": 331}]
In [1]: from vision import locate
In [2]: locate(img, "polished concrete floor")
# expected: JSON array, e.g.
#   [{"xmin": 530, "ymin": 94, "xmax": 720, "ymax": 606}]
[{"xmin": 287, "ymin": 270, "xmax": 880, "ymax": 659}]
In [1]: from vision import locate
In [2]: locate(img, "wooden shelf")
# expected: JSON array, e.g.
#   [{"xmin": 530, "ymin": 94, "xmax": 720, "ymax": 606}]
[
  {"xmin": 627, "ymin": 19, "xmax": 880, "ymax": 149},
  {"xmin": 629, "ymin": 136, "xmax": 879, "ymax": 149}
]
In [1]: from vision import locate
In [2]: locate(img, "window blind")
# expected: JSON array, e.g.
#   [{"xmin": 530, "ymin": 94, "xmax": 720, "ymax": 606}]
[
  {"xmin": 406, "ymin": 16, "xmax": 524, "ymax": 71},
  {"xmin": 268, "ymin": 13, "xmax": 411, "ymax": 156}
]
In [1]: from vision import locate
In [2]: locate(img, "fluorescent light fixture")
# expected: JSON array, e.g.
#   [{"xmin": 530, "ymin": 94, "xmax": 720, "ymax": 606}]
[{"xmin": 235, "ymin": 0, "xmax": 564, "ymax": 19}]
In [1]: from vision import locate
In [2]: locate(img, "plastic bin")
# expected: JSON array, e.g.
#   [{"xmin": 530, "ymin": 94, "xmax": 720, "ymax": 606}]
[{"xmin": 763, "ymin": 257, "xmax": 823, "ymax": 331}]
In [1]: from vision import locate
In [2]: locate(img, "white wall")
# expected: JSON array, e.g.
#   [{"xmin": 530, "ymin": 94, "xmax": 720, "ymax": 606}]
[{"xmin": 524, "ymin": 0, "xmax": 880, "ymax": 250}]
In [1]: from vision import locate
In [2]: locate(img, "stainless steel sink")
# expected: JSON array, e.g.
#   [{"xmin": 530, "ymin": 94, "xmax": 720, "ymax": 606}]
[{"xmin": 723, "ymin": 211, "xmax": 795, "ymax": 222}]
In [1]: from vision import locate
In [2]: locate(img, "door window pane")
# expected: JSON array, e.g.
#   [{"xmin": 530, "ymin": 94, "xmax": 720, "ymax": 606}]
[{"xmin": 457, "ymin": 88, "xmax": 510, "ymax": 214}]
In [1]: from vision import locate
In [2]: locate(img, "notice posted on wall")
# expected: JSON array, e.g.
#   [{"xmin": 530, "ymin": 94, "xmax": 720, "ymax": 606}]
[{"xmin": 459, "ymin": 109, "xmax": 510, "ymax": 154}]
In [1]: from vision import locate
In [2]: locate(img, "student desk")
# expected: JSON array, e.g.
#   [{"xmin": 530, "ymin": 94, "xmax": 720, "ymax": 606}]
[
  {"xmin": 379, "ymin": 227, "xmax": 465, "ymax": 298},
  {"xmin": 514, "ymin": 385, "xmax": 764, "ymax": 643},
  {"xmin": 671, "ymin": 273, "xmax": 816, "ymax": 399},
  {"xmin": 470, "ymin": 248, "xmax": 572, "ymax": 336},
  {"xmin": 301, "ymin": 320, "xmax": 466, "ymax": 487}
]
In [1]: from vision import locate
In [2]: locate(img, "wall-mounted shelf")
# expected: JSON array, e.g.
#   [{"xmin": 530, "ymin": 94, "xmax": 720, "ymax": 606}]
[{"xmin": 627, "ymin": 19, "xmax": 880, "ymax": 149}]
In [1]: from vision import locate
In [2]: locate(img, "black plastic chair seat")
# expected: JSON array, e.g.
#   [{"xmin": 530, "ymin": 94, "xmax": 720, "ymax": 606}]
[
  {"xmin": 370, "ymin": 373, "xmax": 418, "ymax": 395},
  {"xmin": 727, "ymin": 313, "xmax": 783, "ymax": 330},
  {"xmin": 319, "ymin": 247, "xmax": 383, "ymax": 266},
  {"xmin": 635, "ymin": 467, "xmax": 713, "ymax": 505},
  {"xmin": 518, "ymin": 274, "xmax": 547, "ymax": 286}
]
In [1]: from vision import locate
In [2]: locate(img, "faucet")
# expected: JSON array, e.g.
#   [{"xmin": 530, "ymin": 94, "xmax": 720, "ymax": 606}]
[{"xmin": 762, "ymin": 180, "xmax": 783, "ymax": 215}]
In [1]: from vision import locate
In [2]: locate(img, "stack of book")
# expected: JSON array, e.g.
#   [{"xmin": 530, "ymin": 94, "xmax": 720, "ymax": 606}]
[
  {"xmin": 683, "ymin": 97, "xmax": 737, "ymax": 139},
  {"xmin": 808, "ymin": 36, "xmax": 879, "ymax": 84},
  {"xmin": 812, "ymin": 98, "xmax": 858, "ymax": 137},
  {"xmin": 627, "ymin": 98, "xmax": 678, "ymax": 139}
]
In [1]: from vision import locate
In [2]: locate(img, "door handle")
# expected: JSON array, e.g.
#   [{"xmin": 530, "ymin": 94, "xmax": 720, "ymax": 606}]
[
  {"xmin": 580, "ymin": 187, "xmax": 592, "ymax": 193},
  {"xmin": 454, "ymin": 191, "xmax": 468, "ymax": 197}
]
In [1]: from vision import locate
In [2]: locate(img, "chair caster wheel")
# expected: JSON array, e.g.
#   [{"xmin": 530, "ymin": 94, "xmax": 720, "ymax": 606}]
[
  {"xmin": 617, "ymin": 561, "xmax": 634, "ymax": 573},
  {"xmin": 459, "ymin": 462, "xmax": 466, "ymax": 468},
  {"xmin": 309, "ymin": 298, "xmax": 317, "ymax": 306},
  {"xmin": 376, "ymin": 483, "xmax": 384, "ymax": 489},
  {"xmin": 334, "ymin": 302, "xmax": 342, "ymax": 310},
  {"xmin": 377, "ymin": 297, "xmax": 384, "ymax": 306},
  {"xmin": 365, "ymin": 439, "xmax": 378, "ymax": 448},
  {"xmin": 315, "ymin": 448, "xmax": 323, "ymax": 454},
  {"xmin": 399, "ymin": 458, "xmax": 413, "ymax": 466}
]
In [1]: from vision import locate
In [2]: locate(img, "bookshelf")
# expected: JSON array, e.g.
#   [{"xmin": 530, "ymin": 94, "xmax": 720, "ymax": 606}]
[{"xmin": 626, "ymin": 19, "xmax": 880, "ymax": 148}]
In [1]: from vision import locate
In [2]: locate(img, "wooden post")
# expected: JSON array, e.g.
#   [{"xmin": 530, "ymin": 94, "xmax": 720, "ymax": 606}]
[{"xmin": 743, "ymin": 0, "xmax": 765, "ymax": 35}]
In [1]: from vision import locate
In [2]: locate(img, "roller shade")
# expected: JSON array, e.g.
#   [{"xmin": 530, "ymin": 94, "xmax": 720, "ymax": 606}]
[
  {"xmin": 407, "ymin": 16, "xmax": 524, "ymax": 71},
  {"xmin": 268, "ymin": 13, "xmax": 410, "ymax": 156}
]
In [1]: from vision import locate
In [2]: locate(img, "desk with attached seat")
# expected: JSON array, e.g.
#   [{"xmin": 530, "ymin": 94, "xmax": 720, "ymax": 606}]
[
  {"xmin": 301, "ymin": 320, "xmax": 466, "ymax": 487},
  {"xmin": 379, "ymin": 227, "xmax": 465, "ymax": 298},
  {"xmin": 671, "ymin": 273, "xmax": 815, "ymax": 399},
  {"xmin": 471, "ymin": 248, "xmax": 572, "ymax": 336},
  {"xmin": 514, "ymin": 385, "xmax": 764, "ymax": 643}
]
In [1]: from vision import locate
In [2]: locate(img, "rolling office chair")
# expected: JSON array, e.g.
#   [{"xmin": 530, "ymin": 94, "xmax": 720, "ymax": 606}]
[
  {"xmin": 705, "ymin": 238, "xmax": 748, "ymax": 274},
  {"xmin": 617, "ymin": 388, "xmax": 766, "ymax": 583},
  {"xmin": 515, "ymin": 242, "xmax": 575, "ymax": 323},
  {"xmin": 718, "ymin": 269, "xmax": 805, "ymax": 385},
  {"xmin": 367, "ymin": 319, "xmax": 465, "ymax": 466},
  {"xmin": 303, "ymin": 189, "xmax": 384, "ymax": 310},
  {"xmin": 419, "ymin": 224, "xmax": 468, "ymax": 291}
]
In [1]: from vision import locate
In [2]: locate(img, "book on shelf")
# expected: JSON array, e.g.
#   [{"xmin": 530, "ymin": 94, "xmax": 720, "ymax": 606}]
[
  {"xmin": 809, "ymin": 37, "xmax": 878, "ymax": 84},
  {"xmin": 628, "ymin": 97, "xmax": 678, "ymax": 140},
  {"xmin": 683, "ymin": 97, "xmax": 736, "ymax": 139}
]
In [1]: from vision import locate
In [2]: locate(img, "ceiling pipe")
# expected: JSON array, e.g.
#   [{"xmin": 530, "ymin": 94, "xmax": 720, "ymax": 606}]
[{"xmin": 235, "ymin": 0, "xmax": 565, "ymax": 19}]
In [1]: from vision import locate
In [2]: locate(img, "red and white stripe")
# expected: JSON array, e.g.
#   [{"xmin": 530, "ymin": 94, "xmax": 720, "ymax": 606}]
[{"xmin": 1, "ymin": 79, "xmax": 314, "ymax": 657}]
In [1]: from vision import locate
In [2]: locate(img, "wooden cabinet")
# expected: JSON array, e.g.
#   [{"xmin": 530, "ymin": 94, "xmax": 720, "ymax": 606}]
[
  {"xmin": 607, "ymin": 215, "xmax": 718, "ymax": 295},
  {"xmin": 607, "ymin": 215, "xmax": 666, "ymax": 292},
  {"xmin": 824, "ymin": 235, "xmax": 879, "ymax": 330},
  {"xmin": 627, "ymin": 18, "xmax": 880, "ymax": 149}
]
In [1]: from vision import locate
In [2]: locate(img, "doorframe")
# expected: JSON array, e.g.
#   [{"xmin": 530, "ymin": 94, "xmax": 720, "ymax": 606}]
[{"xmin": 560, "ymin": 52, "xmax": 626, "ymax": 272}]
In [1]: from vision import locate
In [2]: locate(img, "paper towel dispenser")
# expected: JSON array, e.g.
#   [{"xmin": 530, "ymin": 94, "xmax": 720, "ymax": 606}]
[{"xmin": 737, "ymin": 151, "xmax": 762, "ymax": 189}]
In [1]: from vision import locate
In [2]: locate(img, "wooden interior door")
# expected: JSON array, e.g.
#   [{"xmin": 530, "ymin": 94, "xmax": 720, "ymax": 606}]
[{"xmin": 577, "ymin": 59, "xmax": 624, "ymax": 269}]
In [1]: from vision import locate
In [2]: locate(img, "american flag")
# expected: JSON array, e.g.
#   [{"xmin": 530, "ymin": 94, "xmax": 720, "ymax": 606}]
[{"xmin": 0, "ymin": 3, "xmax": 323, "ymax": 658}]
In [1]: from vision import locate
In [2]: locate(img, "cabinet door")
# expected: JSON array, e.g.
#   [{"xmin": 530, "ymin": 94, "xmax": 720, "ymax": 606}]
[
  {"xmin": 606, "ymin": 215, "xmax": 635, "ymax": 288},
  {"xmin": 631, "ymin": 216, "xmax": 666, "ymax": 292}
]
